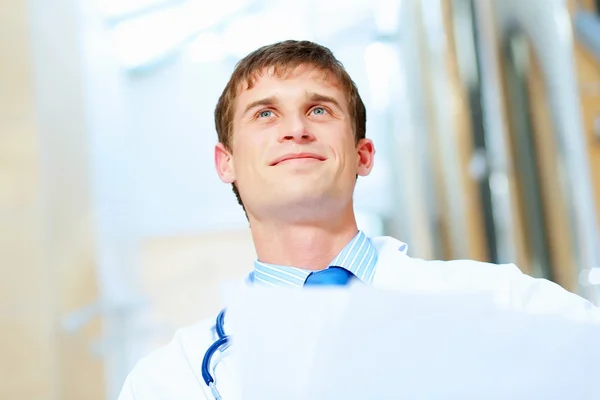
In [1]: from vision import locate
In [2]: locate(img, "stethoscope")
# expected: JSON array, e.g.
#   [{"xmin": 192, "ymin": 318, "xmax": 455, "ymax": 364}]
[
  {"xmin": 202, "ymin": 273, "xmax": 256, "ymax": 399},
  {"xmin": 202, "ymin": 308, "xmax": 229, "ymax": 400},
  {"xmin": 201, "ymin": 268, "xmax": 352, "ymax": 398}
]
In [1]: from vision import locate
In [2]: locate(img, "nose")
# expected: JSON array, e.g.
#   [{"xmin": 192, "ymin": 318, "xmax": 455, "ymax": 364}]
[{"xmin": 278, "ymin": 114, "xmax": 315, "ymax": 143}]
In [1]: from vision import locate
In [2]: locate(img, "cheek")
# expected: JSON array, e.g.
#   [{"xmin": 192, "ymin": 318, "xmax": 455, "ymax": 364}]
[
  {"xmin": 231, "ymin": 135, "xmax": 266, "ymax": 174},
  {"xmin": 341, "ymin": 142, "xmax": 361, "ymax": 175},
  {"xmin": 338, "ymin": 136, "xmax": 359, "ymax": 162},
  {"xmin": 238, "ymin": 124, "xmax": 273, "ymax": 148},
  {"xmin": 317, "ymin": 123, "xmax": 353, "ymax": 149}
]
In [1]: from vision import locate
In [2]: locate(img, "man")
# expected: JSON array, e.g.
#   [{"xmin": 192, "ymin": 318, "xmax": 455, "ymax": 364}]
[{"xmin": 118, "ymin": 40, "xmax": 598, "ymax": 400}]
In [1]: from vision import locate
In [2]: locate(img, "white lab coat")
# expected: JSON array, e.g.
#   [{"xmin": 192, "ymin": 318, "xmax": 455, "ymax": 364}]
[{"xmin": 118, "ymin": 236, "xmax": 599, "ymax": 400}]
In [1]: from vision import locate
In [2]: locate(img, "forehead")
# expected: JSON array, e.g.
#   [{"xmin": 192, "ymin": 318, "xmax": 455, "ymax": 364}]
[{"xmin": 235, "ymin": 65, "xmax": 347, "ymax": 105}]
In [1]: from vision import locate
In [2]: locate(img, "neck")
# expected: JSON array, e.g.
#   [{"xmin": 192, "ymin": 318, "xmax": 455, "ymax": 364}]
[{"xmin": 249, "ymin": 205, "xmax": 359, "ymax": 271}]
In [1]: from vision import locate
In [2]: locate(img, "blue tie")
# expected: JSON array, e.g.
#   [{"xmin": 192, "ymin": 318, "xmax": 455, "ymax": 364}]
[{"xmin": 304, "ymin": 266, "xmax": 355, "ymax": 286}]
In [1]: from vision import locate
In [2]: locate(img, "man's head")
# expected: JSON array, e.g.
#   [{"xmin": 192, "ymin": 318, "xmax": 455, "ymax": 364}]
[{"xmin": 214, "ymin": 40, "xmax": 375, "ymax": 222}]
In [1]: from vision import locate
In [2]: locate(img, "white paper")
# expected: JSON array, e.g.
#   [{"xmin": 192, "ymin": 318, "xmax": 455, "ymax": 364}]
[{"xmin": 225, "ymin": 286, "xmax": 600, "ymax": 399}]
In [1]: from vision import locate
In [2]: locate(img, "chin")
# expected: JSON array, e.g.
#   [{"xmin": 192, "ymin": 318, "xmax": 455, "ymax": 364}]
[
  {"xmin": 250, "ymin": 186, "xmax": 351, "ymax": 221},
  {"xmin": 275, "ymin": 186, "xmax": 344, "ymax": 209},
  {"xmin": 276, "ymin": 181, "xmax": 329, "ymax": 197}
]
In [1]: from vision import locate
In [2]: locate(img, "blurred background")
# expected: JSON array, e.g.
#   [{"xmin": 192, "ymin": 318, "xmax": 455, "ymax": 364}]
[{"xmin": 2, "ymin": 0, "xmax": 600, "ymax": 398}]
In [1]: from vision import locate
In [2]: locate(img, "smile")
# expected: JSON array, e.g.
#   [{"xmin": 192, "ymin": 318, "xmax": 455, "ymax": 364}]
[{"xmin": 270, "ymin": 153, "xmax": 326, "ymax": 166}]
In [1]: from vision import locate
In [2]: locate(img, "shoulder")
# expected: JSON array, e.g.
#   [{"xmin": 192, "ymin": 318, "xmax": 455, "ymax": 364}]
[
  {"xmin": 409, "ymin": 256, "xmax": 597, "ymax": 315},
  {"xmin": 414, "ymin": 257, "xmax": 521, "ymax": 281},
  {"xmin": 407, "ymin": 255, "xmax": 523, "ymax": 293},
  {"xmin": 370, "ymin": 236, "xmax": 599, "ymax": 320},
  {"xmin": 118, "ymin": 317, "xmax": 215, "ymax": 400},
  {"xmin": 371, "ymin": 235, "xmax": 519, "ymax": 284}
]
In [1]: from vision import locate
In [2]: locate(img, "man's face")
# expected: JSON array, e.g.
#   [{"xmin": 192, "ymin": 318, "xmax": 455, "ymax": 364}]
[{"xmin": 215, "ymin": 64, "xmax": 374, "ymax": 220}]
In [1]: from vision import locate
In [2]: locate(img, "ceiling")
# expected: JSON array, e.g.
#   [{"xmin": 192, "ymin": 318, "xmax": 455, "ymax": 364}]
[{"xmin": 95, "ymin": 0, "xmax": 402, "ymax": 72}]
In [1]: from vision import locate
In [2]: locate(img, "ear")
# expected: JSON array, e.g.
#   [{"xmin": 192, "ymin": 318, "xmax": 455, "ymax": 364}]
[
  {"xmin": 356, "ymin": 138, "xmax": 375, "ymax": 176},
  {"xmin": 214, "ymin": 143, "xmax": 236, "ymax": 183}
]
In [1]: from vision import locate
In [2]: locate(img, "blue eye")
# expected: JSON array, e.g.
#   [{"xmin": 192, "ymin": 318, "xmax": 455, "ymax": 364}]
[
  {"xmin": 259, "ymin": 110, "xmax": 273, "ymax": 118},
  {"xmin": 311, "ymin": 107, "xmax": 327, "ymax": 115}
]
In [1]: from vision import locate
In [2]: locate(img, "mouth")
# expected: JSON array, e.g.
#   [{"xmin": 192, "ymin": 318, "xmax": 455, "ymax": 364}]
[{"xmin": 270, "ymin": 153, "xmax": 326, "ymax": 166}]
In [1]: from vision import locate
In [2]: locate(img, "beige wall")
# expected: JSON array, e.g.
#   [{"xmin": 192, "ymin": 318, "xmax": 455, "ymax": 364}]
[
  {"xmin": 1, "ymin": 1, "xmax": 55, "ymax": 398},
  {"xmin": 0, "ymin": 1, "xmax": 104, "ymax": 399},
  {"xmin": 138, "ymin": 230, "xmax": 256, "ymax": 349}
]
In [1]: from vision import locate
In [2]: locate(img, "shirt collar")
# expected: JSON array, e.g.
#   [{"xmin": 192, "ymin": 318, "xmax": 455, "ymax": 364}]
[{"xmin": 251, "ymin": 230, "xmax": 378, "ymax": 288}]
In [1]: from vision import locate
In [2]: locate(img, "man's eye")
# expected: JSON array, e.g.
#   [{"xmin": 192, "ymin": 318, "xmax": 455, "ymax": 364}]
[
  {"xmin": 311, "ymin": 107, "xmax": 327, "ymax": 115},
  {"xmin": 258, "ymin": 110, "xmax": 273, "ymax": 118}
]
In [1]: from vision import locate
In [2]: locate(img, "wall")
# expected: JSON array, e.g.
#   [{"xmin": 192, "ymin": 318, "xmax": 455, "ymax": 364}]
[{"xmin": 0, "ymin": 0, "xmax": 104, "ymax": 398}]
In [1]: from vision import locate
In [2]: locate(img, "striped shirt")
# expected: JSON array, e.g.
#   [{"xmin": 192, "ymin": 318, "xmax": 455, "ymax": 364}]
[{"xmin": 251, "ymin": 231, "xmax": 378, "ymax": 288}]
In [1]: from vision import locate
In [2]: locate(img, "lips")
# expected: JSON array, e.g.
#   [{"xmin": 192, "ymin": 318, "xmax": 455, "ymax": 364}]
[{"xmin": 270, "ymin": 153, "xmax": 326, "ymax": 166}]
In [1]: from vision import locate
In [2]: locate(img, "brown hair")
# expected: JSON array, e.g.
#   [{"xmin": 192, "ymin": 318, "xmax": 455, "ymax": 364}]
[{"xmin": 214, "ymin": 40, "xmax": 367, "ymax": 212}]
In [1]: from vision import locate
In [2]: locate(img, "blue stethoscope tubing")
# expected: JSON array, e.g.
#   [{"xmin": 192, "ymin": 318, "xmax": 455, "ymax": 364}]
[
  {"xmin": 202, "ymin": 308, "xmax": 229, "ymax": 399},
  {"xmin": 202, "ymin": 273, "xmax": 256, "ymax": 399}
]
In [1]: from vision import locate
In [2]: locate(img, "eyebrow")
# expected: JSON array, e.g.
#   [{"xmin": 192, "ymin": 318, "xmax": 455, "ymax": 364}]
[
  {"xmin": 242, "ymin": 96, "xmax": 278, "ymax": 118},
  {"xmin": 305, "ymin": 92, "xmax": 344, "ymax": 110}
]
